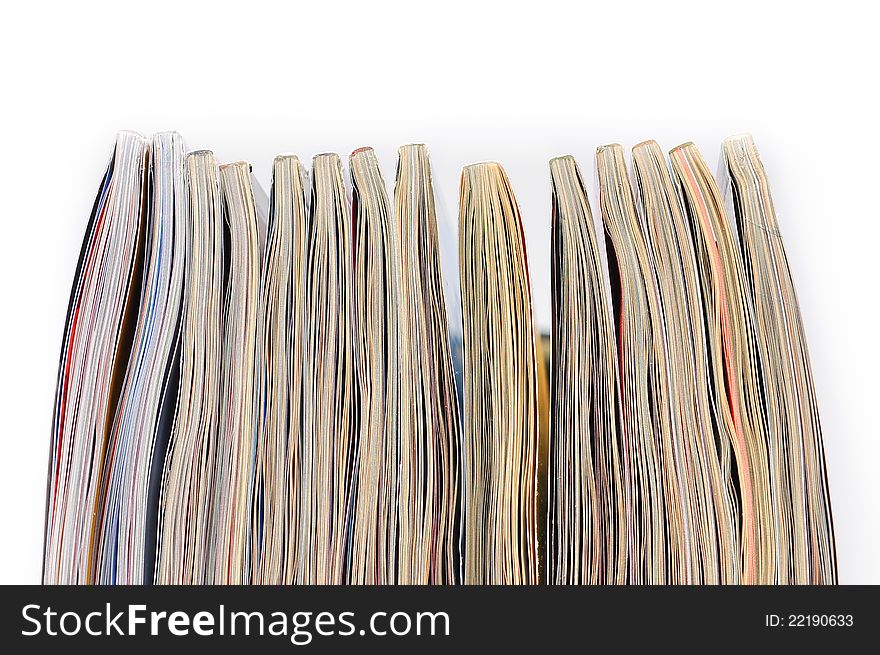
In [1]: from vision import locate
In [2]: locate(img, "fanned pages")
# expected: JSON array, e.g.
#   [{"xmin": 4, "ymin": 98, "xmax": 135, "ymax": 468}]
[
  {"xmin": 597, "ymin": 145, "xmax": 673, "ymax": 583},
  {"xmin": 213, "ymin": 162, "xmax": 264, "ymax": 584},
  {"xmin": 549, "ymin": 155, "xmax": 625, "ymax": 584},
  {"xmin": 156, "ymin": 150, "xmax": 224, "ymax": 584},
  {"xmin": 96, "ymin": 131, "xmax": 187, "ymax": 584},
  {"xmin": 459, "ymin": 162, "xmax": 540, "ymax": 584},
  {"xmin": 670, "ymin": 142, "xmax": 773, "ymax": 584},
  {"xmin": 297, "ymin": 153, "xmax": 354, "ymax": 584},
  {"xmin": 253, "ymin": 155, "xmax": 309, "ymax": 584},
  {"xmin": 720, "ymin": 135, "xmax": 836, "ymax": 583},
  {"xmin": 348, "ymin": 148, "xmax": 402, "ymax": 584},
  {"xmin": 631, "ymin": 141, "xmax": 739, "ymax": 583},
  {"xmin": 393, "ymin": 144, "xmax": 461, "ymax": 584},
  {"xmin": 44, "ymin": 131, "xmax": 148, "ymax": 584}
]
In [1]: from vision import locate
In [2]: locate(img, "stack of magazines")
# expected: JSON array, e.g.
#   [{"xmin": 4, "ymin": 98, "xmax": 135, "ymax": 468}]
[{"xmin": 43, "ymin": 131, "xmax": 836, "ymax": 585}]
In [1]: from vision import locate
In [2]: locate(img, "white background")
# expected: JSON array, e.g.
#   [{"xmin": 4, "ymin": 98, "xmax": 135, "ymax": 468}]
[{"xmin": 1, "ymin": 0, "xmax": 877, "ymax": 584}]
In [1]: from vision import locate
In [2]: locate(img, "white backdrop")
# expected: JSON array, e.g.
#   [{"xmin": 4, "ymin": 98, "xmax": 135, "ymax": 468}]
[{"xmin": 1, "ymin": 0, "xmax": 877, "ymax": 584}]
